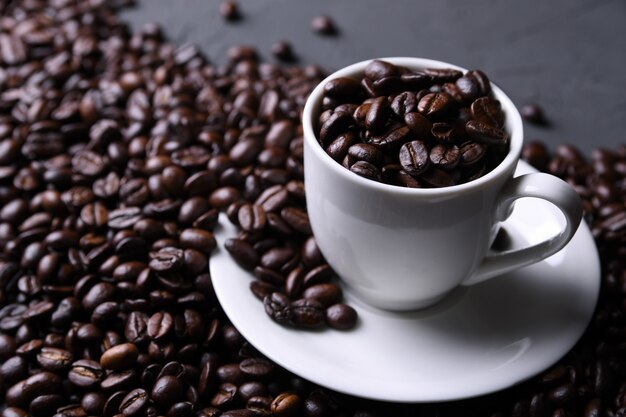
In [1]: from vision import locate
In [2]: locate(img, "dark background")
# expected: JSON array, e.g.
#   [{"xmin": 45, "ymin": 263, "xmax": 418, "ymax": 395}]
[{"xmin": 121, "ymin": 0, "xmax": 626, "ymax": 155}]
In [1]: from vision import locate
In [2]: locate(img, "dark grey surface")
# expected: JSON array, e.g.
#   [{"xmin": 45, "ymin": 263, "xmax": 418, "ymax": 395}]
[{"xmin": 121, "ymin": 0, "xmax": 626, "ymax": 154}]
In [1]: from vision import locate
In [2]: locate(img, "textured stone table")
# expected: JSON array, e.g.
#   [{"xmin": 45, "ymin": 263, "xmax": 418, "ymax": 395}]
[{"xmin": 122, "ymin": 0, "xmax": 626, "ymax": 154}]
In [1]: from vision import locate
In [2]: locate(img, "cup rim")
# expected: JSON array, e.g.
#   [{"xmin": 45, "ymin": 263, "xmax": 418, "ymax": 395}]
[{"xmin": 302, "ymin": 57, "xmax": 524, "ymax": 196}]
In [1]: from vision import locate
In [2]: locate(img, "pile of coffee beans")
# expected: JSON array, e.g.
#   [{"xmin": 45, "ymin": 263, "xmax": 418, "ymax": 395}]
[
  {"xmin": 316, "ymin": 60, "xmax": 510, "ymax": 188},
  {"xmin": 0, "ymin": 1, "xmax": 625, "ymax": 416},
  {"xmin": 223, "ymin": 188, "xmax": 357, "ymax": 330}
]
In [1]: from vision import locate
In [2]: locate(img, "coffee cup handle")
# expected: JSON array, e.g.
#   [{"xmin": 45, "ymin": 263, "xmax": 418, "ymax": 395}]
[{"xmin": 462, "ymin": 173, "xmax": 583, "ymax": 286}]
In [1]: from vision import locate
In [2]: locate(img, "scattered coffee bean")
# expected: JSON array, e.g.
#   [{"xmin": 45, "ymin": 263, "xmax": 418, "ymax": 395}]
[
  {"xmin": 100, "ymin": 343, "xmax": 139, "ymax": 371},
  {"xmin": 310, "ymin": 15, "xmax": 337, "ymax": 35},
  {"xmin": 272, "ymin": 41, "xmax": 295, "ymax": 62},
  {"xmin": 220, "ymin": 1, "xmax": 241, "ymax": 21},
  {"xmin": 521, "ymin": 103, "xmax": 549, "ymax": 125}
]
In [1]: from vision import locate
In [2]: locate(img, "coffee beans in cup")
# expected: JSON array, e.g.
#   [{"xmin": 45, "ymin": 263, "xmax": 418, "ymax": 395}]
[{"xmin": 316, "ymin": 60, "xmax": 510, "ymax": 188}]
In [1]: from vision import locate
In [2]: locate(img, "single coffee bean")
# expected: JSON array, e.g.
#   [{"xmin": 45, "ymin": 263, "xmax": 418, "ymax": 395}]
[
  {"xmin": 303, "ymin": 283, "xmax": 343, "ymax": 308},
  {"xmin": 350, "ymin": 161, "xmax": 382, "ymax": 182},
  {"xmin": 101, "ymin": 343, "xmax": 139, "ymax": 371},
  {"xmin": 271, "ymin": 392, "xmax": 302, "ymax": 417},
  {"xmin": 310, "ymin": 15, "xmax": 337, "ymax": 35},
  {"xmin": 263, "ymin": 292, "xmax": 293, "ymax": 324},
  {"xmin": 365, "ymin": 96, "xmax": 390, "ymax": 133},
  {"xmin": 6, "ymin": 372, "xmax": 61, "ymax": 408},
  {"xmin": 471, "ymin": 97, "xmax": 504, "ymax": 128},
  {"xmin": 224, "ymin": 238, "xmax": 258, "ymax": 270},
  {"xmin": 465, "ymin": 120, "xmax": 509, "ymax": 145},
  {"xmin": 149, "ymin": 247, "xmax": 184, "ymax": 272},
  {"xmin": 220, "ymin": 1, "xmax": 240, "ymax": 20},
  {"xmin": 319, "ymin": 112, "xmax": 353, "ymax": 147},
  {"xmin": 399, "ymin": 140, "xmax": 429, "ymax": 176},
  {"xmin": 459, "ymin": 141, "xmax": 486, "ymax": 167},
  {"xmin": 36, "ymin": 347, "xmax": 73, "ymax": 372},
  {"xmin": 429, "ymin": 145, "xmax": 460, "ymax": 170},
  {"xmin": 290, "ymin": 299, "xmax": 325, "ymax": 328},
  {"xmin": 326, "ymin": 303, "xmax": 358, "ymax": 330},
  {"xmin": 239, "ymin": 357, "xmax": 274, "ymax": 379},
  {"xmin": 119, "ymin": 388, "xmax": 148, "ymax": 416},
  {"xmin": 417, "ymin": 92, "xmax": 453, "ymax": 118},
  {"xmin": 272, "ymin": 41, "xmax": 295, "ymax": 62},
  {"xmin": 521, "ymin": 103, "xmax": 549, "ymax": 125},
  {"xmin": 238, "ymin": 204, "xmax": 267, "ymax": 233},
  {"xmin": 151, "ymin": 375, "xmax": 184, "ymax": 409}
]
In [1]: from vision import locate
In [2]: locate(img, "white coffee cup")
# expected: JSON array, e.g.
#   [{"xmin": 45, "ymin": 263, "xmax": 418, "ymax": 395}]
[{"xmin": 302, "ymin": 57, "xmax": 583, "ymax": 311}]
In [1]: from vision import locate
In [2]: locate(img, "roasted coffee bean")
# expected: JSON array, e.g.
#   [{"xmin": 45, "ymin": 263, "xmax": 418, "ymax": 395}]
[
  {"xmin": 272, "ymin": 41, "xmax": 295, "ymax": 62},
  {"xmin": 391, "ymin": 92, "xmax": 418, "ymax": 117},
  {"xmin": 250, "ymin": 281, "xmax": 277, "ymax": 301},
  {"xmin": 149, "ymin": 247, "xmax": 184, "ymax": 272},
  {"xmin": 326, "ymin": 304, "xmax": 358, "ymax": 330},
  {"xmin": 238, "ymin": 204, "xmax": 267, "ymax": 233},
  {"xmin": 179, "ymin": 228, "xmax": 217, "ymax": 253},
  {"xmin": 399, "ymin": 140, "xmax": 429, "ymax": 176},
  {"xmin": 365, "ymin": 96, "xmax": 390, "ymax": 133},
  {"xmin": 371, "ymin": 125, "xmax": 412, "ymax": 150},
  {"xmin": 151, "ymin": 375, "xmax": 184, "ymax": 409},
  {"xmin": 239, "ymin": 357, "xmax": 274, "ymax": 379},
  {"xmin": 326, "ymin": 132, "xmax": 358, "ymax": 162},
  {"xmin": 350, "ymin": 161, "xmax": 382, "ymax": 181},
  {"xmin": 471, "ymin": 97, "xmax": 504, "ymax": 128},
  {"xmin": 429, "ymin": 145, "xmax": 460, "ymax": 170},
  {"xmin": 303, "ymin": 283, "xmax": 343, "ymax": 308},
  {"xmin": 209, "ymin": 187, "xmax": 240, "ymax": 208},
  {"xmin": 100, "ymin": 343, "xmax": 139, "ymax": 371},
  {"xmin": 323, "ymin": 78, "xmax": 362, "ymax": 100},
  {"xmin": 459, "ymin": 141, "xmax": 486, "ymax": 167},
  {"xmin": 254, "ymin": 267, "xmax": 285, "ymax": 286},
  {"xmin": 36, "ymin": 347, "xmax": 73, "ymax": 372},
  {"xmin": 290, "ymin": 299, "xmax": 325, "ymax": 328},
  {"xmin": 302, "ymin": 264, "xmax": 333, "ymax": 287},
  {"xmin": 521, "ymin": 103, "xmax": 549, "ymax": 125},
  {"xmin": 220, "ymin": 1, "xmax": 240, "ymax": 20},
  {"xmin": 310, "ymin": 15, "xmax": 337, "ymax": 35},
  {"xmin": 119, "ymin": 388, "xmax": 149, "ymax": 416},
  {"xmin": 147, "ymin": 312, "xmax": 174, "ymax": 341},
  {"xmin": 263, "ymin": 292, "xmax": 292, "ymax": 324},
  {"xmin": 417, "ymin": 92, "xmax": 454, "ymax": 118},
  {"xmin": 224, "ymin": 238, "xmax": 258, "ymax": 270},
  {"xmin": 271, "ymin": 392, "xmax": 302, "ymax": 417},
  {"xmin": 319, "ymin": 112, "xmax": 353, "ymax": 147},
  {"xmin": 68, "ymin": 359, "xmax": 104, "ymax": 388},
  {"xmin": 365, "ymin": 60, "xmax": 400, "ymax": 81},
  {"xmin": 465, "ymin": 120, "xmax": 509, "ymax": 145},
  {"xmin": 6, "ymin": 372, "xmax": 61, "ymax": 408}
]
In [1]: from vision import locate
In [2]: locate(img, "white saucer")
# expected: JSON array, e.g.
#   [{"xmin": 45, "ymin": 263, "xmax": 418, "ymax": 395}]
[{"xmin": 210, "ymin": 160, "xmax": 600, "ymax": 403}]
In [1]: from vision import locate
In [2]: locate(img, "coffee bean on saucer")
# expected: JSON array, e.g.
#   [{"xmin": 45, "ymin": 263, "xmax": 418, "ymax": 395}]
[
  {"xmin": 325, "ymin": 303, "xmax": 358, "ymax": 330},
  {"xmin": 263, "ymin": 292, "xmax": 293, "ymax": 324}
]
